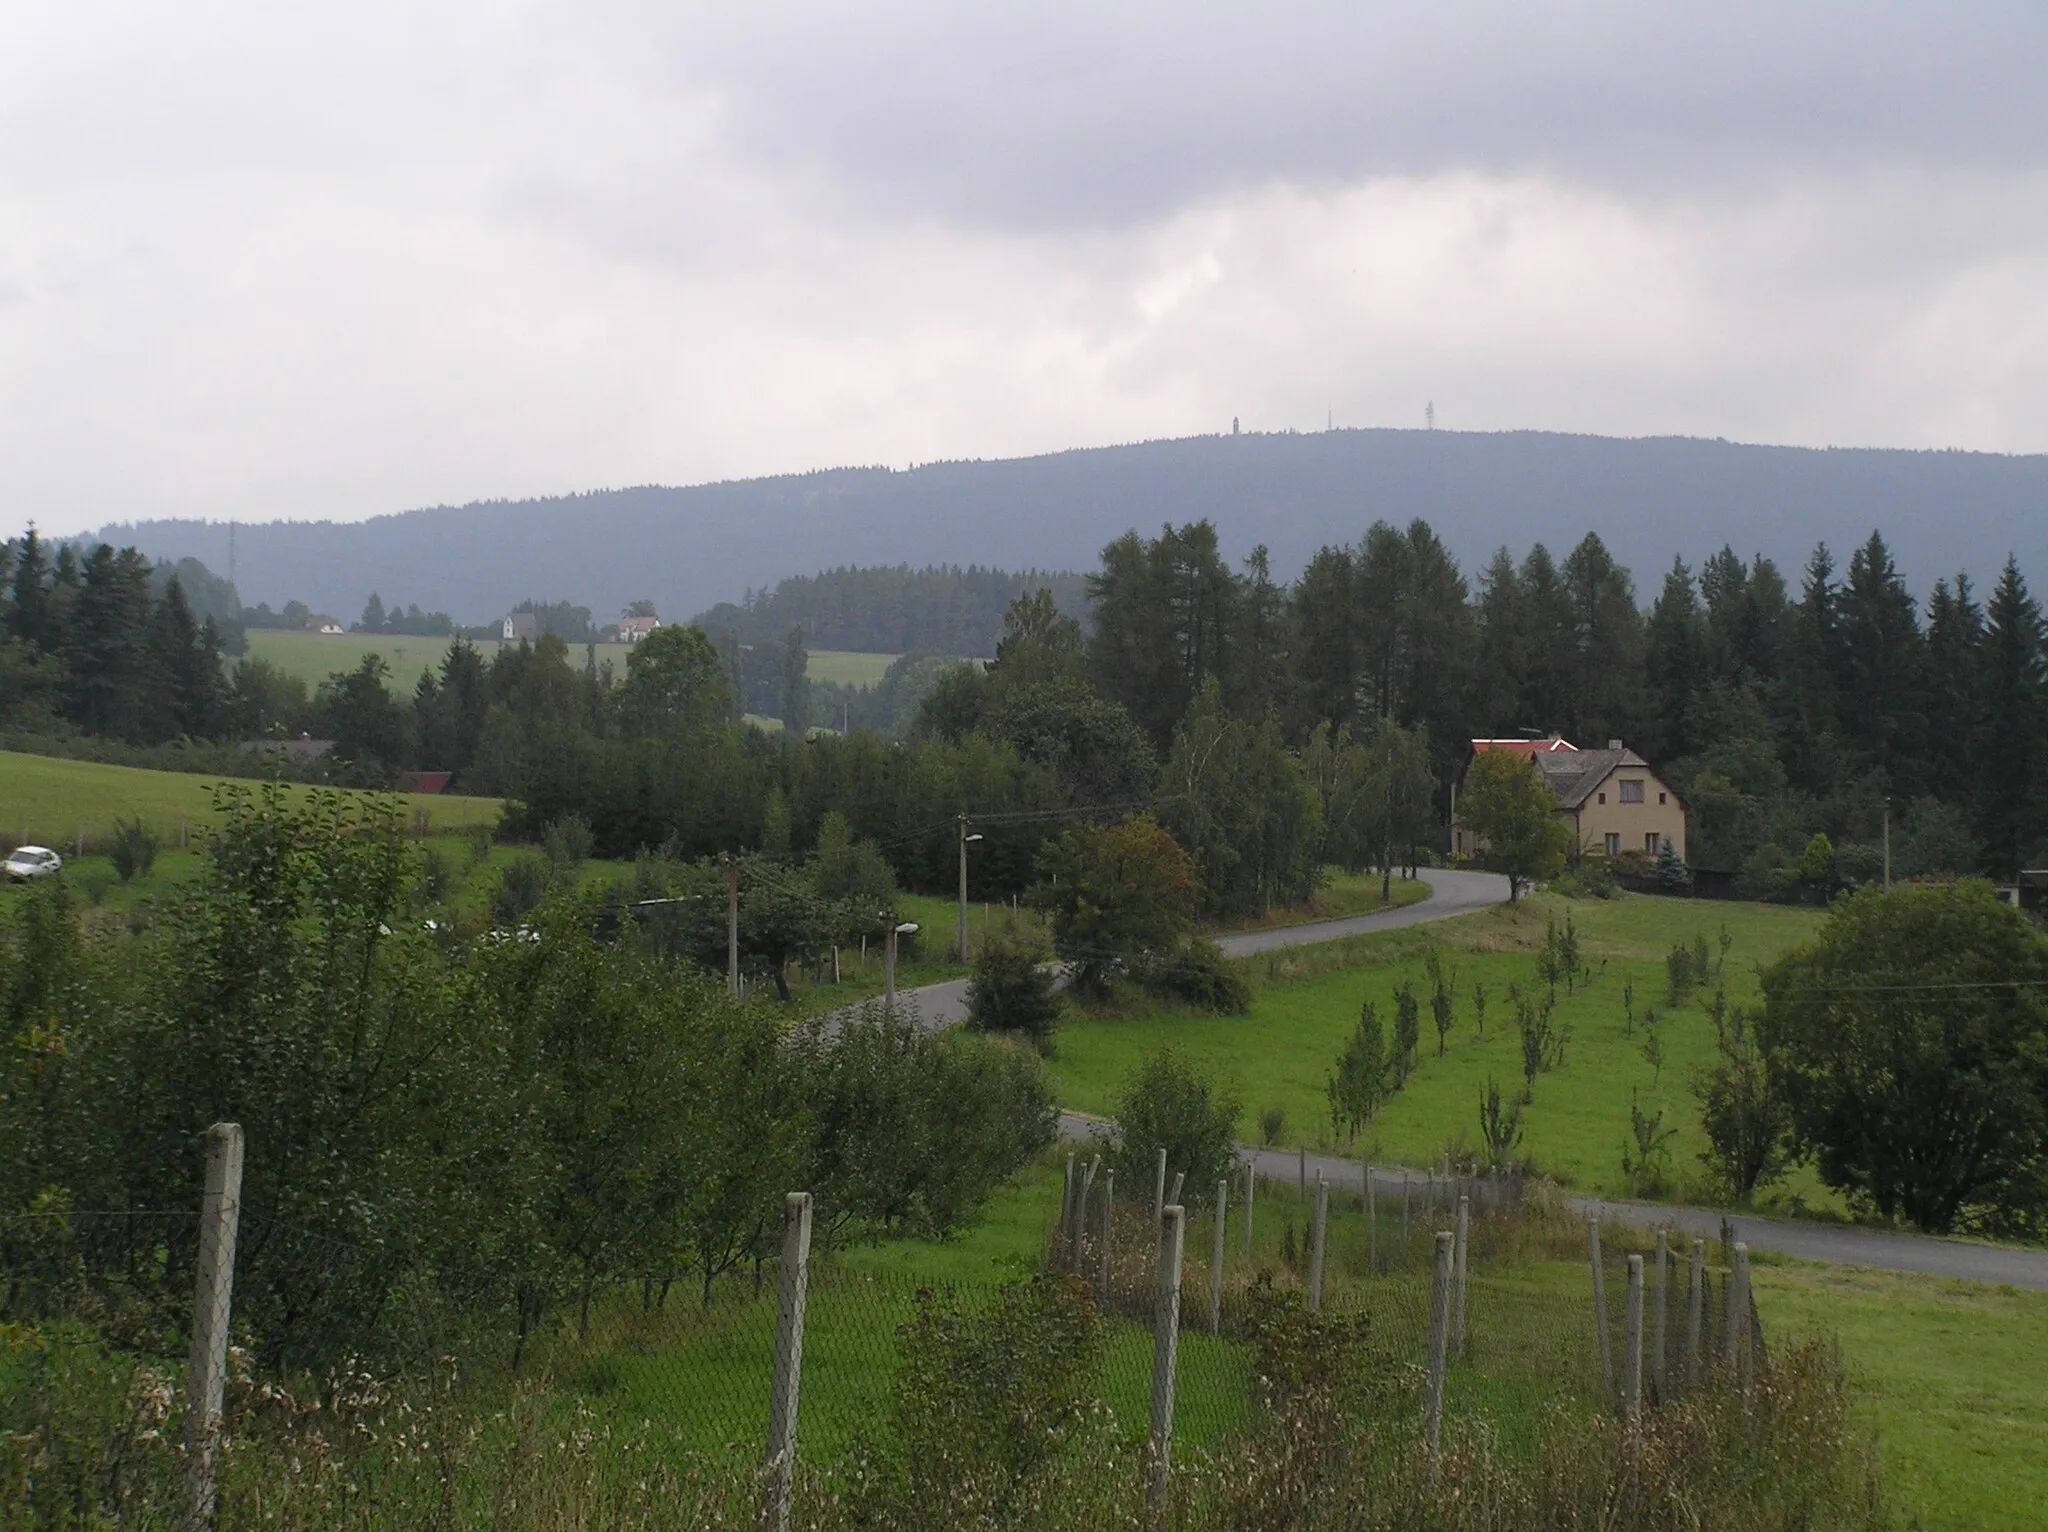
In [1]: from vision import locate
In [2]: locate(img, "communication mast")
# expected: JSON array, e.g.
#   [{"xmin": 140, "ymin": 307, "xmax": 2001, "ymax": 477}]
[{"xmin": 1426, "ymin": 401, "xmax": 1435, "ymax": 431}]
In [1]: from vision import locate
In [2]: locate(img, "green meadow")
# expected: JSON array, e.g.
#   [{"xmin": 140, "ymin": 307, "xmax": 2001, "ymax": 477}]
[
  {"xmin": 0, "ymin": 748, "xmax": 500, "ymax": 848},
  {"xmin": 244, "ymin": 629, "xmax": 902, "ymax": 693},
  {"xmin": 1049, "ymin": 892, "xmax": 1827, "ymax": 1205}
]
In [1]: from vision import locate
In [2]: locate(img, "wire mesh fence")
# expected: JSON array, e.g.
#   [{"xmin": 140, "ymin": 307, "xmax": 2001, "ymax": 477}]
[{"xmin": 4, "ymin": 1155, "xmax": 1788, "ymax": 1530}]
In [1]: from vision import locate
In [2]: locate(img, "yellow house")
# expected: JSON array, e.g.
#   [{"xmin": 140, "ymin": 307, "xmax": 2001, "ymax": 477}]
[{"xmin": 1454, "ymin": 737, "xmax": 1687, "ymax": 863}]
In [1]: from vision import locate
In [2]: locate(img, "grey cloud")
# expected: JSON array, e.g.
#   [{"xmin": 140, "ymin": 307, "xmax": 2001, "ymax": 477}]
[{"xmin": 650, "ymin": 1, "xmax": 2048, "ymax": 228}]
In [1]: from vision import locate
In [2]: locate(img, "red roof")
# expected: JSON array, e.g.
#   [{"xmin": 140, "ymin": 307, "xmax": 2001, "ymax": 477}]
[
  {"xmin": 395, "ymin": 771, "xmax": 453, "ymax": 795},
  {"xmin": 1470, "ymin": 736, "xmax": 1579, "ymax": 757}
]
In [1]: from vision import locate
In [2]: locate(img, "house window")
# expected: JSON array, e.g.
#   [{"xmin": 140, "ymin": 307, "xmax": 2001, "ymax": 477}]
[
  {"xmin": 1605, "ymin": 832, "xmax": 1621, "ymax": 856},
  {"xmin": 1645, "ymin": 832, "xmax": 1661, "ymax": 854},
  {"xmin": 1619, "ymin": 780, "xmax": 1645, "ymax": 804},
  {"xmin": 1659, "ymin": 792, "xmax": 1668, "ymax": 805},
  {"xmin": 1598, "ymin": 792, "xmax": 1607, "ymax": 804}
]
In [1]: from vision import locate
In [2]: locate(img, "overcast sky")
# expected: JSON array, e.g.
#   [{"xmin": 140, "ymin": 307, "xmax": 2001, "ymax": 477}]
[{"xmin": 5, "ymin": 1, "xmax": 2046, "ymax": 537}]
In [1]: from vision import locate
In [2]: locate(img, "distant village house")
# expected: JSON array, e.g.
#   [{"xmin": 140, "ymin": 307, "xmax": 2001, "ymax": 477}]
[
  {"xmin": 501, "ymin": 611, "xmax": 539, "ymax": 642},
  {"xmin": 1454, "ymin": 735, "xmax": 1687, "ymax": 863}
]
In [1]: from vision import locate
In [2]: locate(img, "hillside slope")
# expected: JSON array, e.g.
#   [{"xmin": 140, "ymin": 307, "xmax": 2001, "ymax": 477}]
[{"xmin": 99, "ymin": 428, "xmax": 2048, "ymax": 623}]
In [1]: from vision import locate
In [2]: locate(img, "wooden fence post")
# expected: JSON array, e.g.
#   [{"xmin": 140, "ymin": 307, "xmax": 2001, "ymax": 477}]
[
  {"xmin": 1168, "ymin": 1171, "xmax": 1184, "ymax": 1210},
  {"xmin": 1424, "ymin": 1230, "xmax": 1454, "ymax": 1452},
  {"xmin": 1453, "ymin": 1194, "xmax": 1470, "ymax": 1358},
  {"xmin": 1243, "ymin": 1159, "xmax": 1255, "ymax": 1255},
  {"xmin": 1589, "ymin": 1219, "xmax": 1612, "ymax": 1397},
  {"xmin": 1623, "ymin": 1254, "xmax": 1644, "ymax": 1422},
  {"xmin": 1147, "ymin": 1205, "xmax": 1186, "ymax": 1519},
  {"xmin": 1209, "ymin": 1179, "xmax": 1227, "ymax": 1333},
  {"xmin": 1307, "ymin": 1173, "xmax": 1328, "ymax": 1311},
  {"xmin": 182, "ymin": 1122, "xmax": 244, "ymax": 1532},
  {"xmin": 1686, "ymin": 1237, "xmax": 1705, "ymax": 1391},
  {"xmin": 1298, "ymin": 1145, "xmax": 1307, "ymax": 1198},
  {"xmin": 1154, "ymin": 1147, "xmax": 1167, "ymax": 1221},
  {"xmin": 1652, "ymin": 1230, "xmax": 1668, "ymax": 1404}
]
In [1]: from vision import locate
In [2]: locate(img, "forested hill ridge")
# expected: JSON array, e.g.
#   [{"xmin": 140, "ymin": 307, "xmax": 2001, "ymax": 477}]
[
  {"xmin": 94, "ymin": 428, "xmax": 2048, "ymax": 627},
  {"xmin": 691, "ymin": 566, "xmax": 1087, "ymax": 656}
]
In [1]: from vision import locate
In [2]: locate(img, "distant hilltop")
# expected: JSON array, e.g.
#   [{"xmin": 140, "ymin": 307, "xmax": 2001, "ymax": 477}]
[{"xmin": 97, "ymin": 428, "xmax": 2048, "ymax": 624}]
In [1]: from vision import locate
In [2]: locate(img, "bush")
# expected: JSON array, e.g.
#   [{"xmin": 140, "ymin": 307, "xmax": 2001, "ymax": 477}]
[
  {"xmin": 542, "ymin": 814, "xmax": 593, "ymax": 874},
  {"xmin": 881, "ymin": 1275, "xmax": 1103, "ymax": 1523},
  {"xmin": 109, "ymin": 815, "xmax": 157, "ymax": 884},
  {"xmin": 965, "ymin": 932, "xmax": 1064, "ymax": 1044},
  {"xmin": 1110, "ymin": 1049, "xmax": 1240, "ymax": 1206},
  {"xmin": 491, "ymin": 855, "xmax": 554, "ymax": 926},
  {"xmin": 1129, "ymin": 937, "xmax": 1248, "ymax": 1013}
]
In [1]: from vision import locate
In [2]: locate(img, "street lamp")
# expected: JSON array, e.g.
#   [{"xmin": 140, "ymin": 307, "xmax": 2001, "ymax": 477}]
[
  {"xmin": 883, "ymin": 918, "xmax": 919, "ymax": 1012},
  {"xmin": 957, "ymin": 817, "xmax": 985, "ymax": 961}
]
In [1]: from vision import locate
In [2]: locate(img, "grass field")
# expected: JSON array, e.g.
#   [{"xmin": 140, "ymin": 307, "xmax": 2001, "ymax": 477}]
[
  {"xmin": 1048, "ymin": 893, "xmax": 1826, "ymax": 1204},
  {"xmin": 1757, "ymin": 1263, "xmax": 2048, "ymax": 1532},
  {"xmin": 0, "ymin": 749, "xmax": 501, "ymax": 848},
  {"xmin": 244, "ymin": 630, "xmax": 903, "ymax": 693}
]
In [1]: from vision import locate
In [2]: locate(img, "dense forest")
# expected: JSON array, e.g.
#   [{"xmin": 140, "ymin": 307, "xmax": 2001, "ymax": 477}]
[
  {"xmin": 97, "ymin": 429, "xmax": 2048, "ymax": 627},
  {"xmin": 6, "ymin": 516, "xmax": 2045, "ymax": 900}
]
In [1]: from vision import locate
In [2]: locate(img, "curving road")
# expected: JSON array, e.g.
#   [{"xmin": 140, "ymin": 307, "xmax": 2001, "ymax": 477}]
[
  {"xmin": 1052, "ymin": 1118, "xmax": 2048, "ymax": 1291},
  {"xmin": 884, "ymin": 866, "xmax": 1514, "ymax": 1030},
  {"xmin": 890, "ymin": 866, "xmax": 2048, "ymax": 1289}
]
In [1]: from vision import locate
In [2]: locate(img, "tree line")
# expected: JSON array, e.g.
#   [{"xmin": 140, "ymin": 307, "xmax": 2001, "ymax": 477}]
[
  {"xmin": 692, "ymin": 563, "xmax": 1089, "ymax": 658},
  {"xmin": 10, "ymin": 514, "xmax": 2047, "ymax": 894}
]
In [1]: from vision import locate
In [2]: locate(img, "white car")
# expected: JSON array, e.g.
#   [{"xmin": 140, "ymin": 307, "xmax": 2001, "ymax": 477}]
[{"xmin": 3, "ymin": 845, "xmax": 63, "ymax": 882}]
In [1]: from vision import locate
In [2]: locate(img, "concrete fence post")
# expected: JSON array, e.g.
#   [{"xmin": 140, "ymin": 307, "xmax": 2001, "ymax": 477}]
[
  {"xmin": 1423, "ymin": 1230, "xmax": 1454, "ymax": 1452},
  {"xmin": 1209, "ymin": 1179, "xmax": 1227, "ymax": 1333},
  {"xmin": 1307, "ymin": 1174, "xmax": 1328, "ymax": 1312},
  {"xmin": 182, "ymin": 1122, "xmax": 244, "ymax": 1532},
  {"xmin": 1589, "ymin": 1219, "xmax": 1612, "ymax": 1397},
  {"xmin": 1154, "ymin": 1147, "xmax": 1168, "ymax": 1221},
  {"xmin": 1623, "ymin": 1254, "xmax": 1644, "ymax": 1422},
  {"xmin": 1061, "ymin": 1154, "xmax": 1076, "ymax": 1259},
  {"xmin": 1365, "ymin": 1161, "xmax": 1377, "ymax": 1274},
  {"xmin": 1099, "ymin": 1169, "xmax": 1114, "ymax": 1296},
  {"xmin": 1074, "ymin": 1157, "xmax": 1099, "ymax": 1276},
  {"xmin": 760, "ymin": 1192, "xmax": 813, "ymax": 1532},
  {"xmin": 1652, "ymin": 1231, "xmax": 1669, "ymax": 1404},
  {"xmin": 1453, "ymin": 1194, "xmax": 1470, "ymax": 1359},
  {"xmin": 1723, "ymin": 1241, "xmax": 1742, "ymax": 1371},
  {"xmin": 1734, "ymin": 1242, "xmax": 1754, "ymax": 1399},
  {"xmin": 1298, "ymin": 1145, "xmax": 1307, "ymax": 1198},
  {"xmin": 1243, "ymin": 1159, "xmax": 1255, "ymax": 1255},
  {"xmin": 1168, "ymin": 1171, "xmax": 1185, "ymax": 1210},
  {"xmin": 1147, "ymin": 1205, "xmax": 1187, "ymax": 1519},
  {"xmin": 1686, "ymin": 1238, "xmax": 1705, "ymax": 1391}
]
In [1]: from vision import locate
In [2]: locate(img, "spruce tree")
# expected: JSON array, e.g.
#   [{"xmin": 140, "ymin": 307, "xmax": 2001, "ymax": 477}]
[{"xmin": 1974, "ymin": 558, "xmax": 2045, "ymax": 875}]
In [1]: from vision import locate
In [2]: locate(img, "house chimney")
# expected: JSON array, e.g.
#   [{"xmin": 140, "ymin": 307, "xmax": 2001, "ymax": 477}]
[{"xmin": 1608, "ymin": 739, "xmax": 1623, "ymax": 750}]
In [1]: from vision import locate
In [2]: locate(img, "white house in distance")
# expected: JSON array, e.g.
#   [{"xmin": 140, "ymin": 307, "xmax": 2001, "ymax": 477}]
[
  {"xmin": 501, "ymin": 612, "xmax": 539, "ymax": 642},
  {"xmin": 617, "ymin": 615, "xmax": 660, "ymax": 643}
]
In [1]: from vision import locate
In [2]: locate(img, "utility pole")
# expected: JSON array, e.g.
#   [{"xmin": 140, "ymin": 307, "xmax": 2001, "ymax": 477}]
[
  {"xmin": 725, "ymin": 855, "xmax": 739, "ymax": 1000},
  {"xmin": 1883, "ymin": 798, "xmax": 1892, "ymax": 891},
  {"xmin": 956, "ymin": 817, "xmax": 982, "ymax": 963}
]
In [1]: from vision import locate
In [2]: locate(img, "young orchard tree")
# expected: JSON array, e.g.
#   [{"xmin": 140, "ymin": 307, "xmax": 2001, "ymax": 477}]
[
  {"xmin": 1692, "ymin": 1001, "xmax": 1789, "ymax": 1201},
  {"xmin": 1326, "ymin": 999, "xmax": 1388, "ymax": 1143},
  {"xmin": 1457, "ymin": 748, "xmax": 1570, "ymax": 900},
  {"xmin": 1110, "ymin": 1048, "xmax": 1241, "ymax": 1206}
]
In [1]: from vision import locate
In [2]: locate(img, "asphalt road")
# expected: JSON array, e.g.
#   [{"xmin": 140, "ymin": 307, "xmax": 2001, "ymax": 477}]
[
  {"xmin": 883, "ymin": 866, "xmax": 1514, "ymax": 1031},
  {"xmin": 1054, "ymin": 1117, "xmax": 2048, "ymax": 1290}
]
